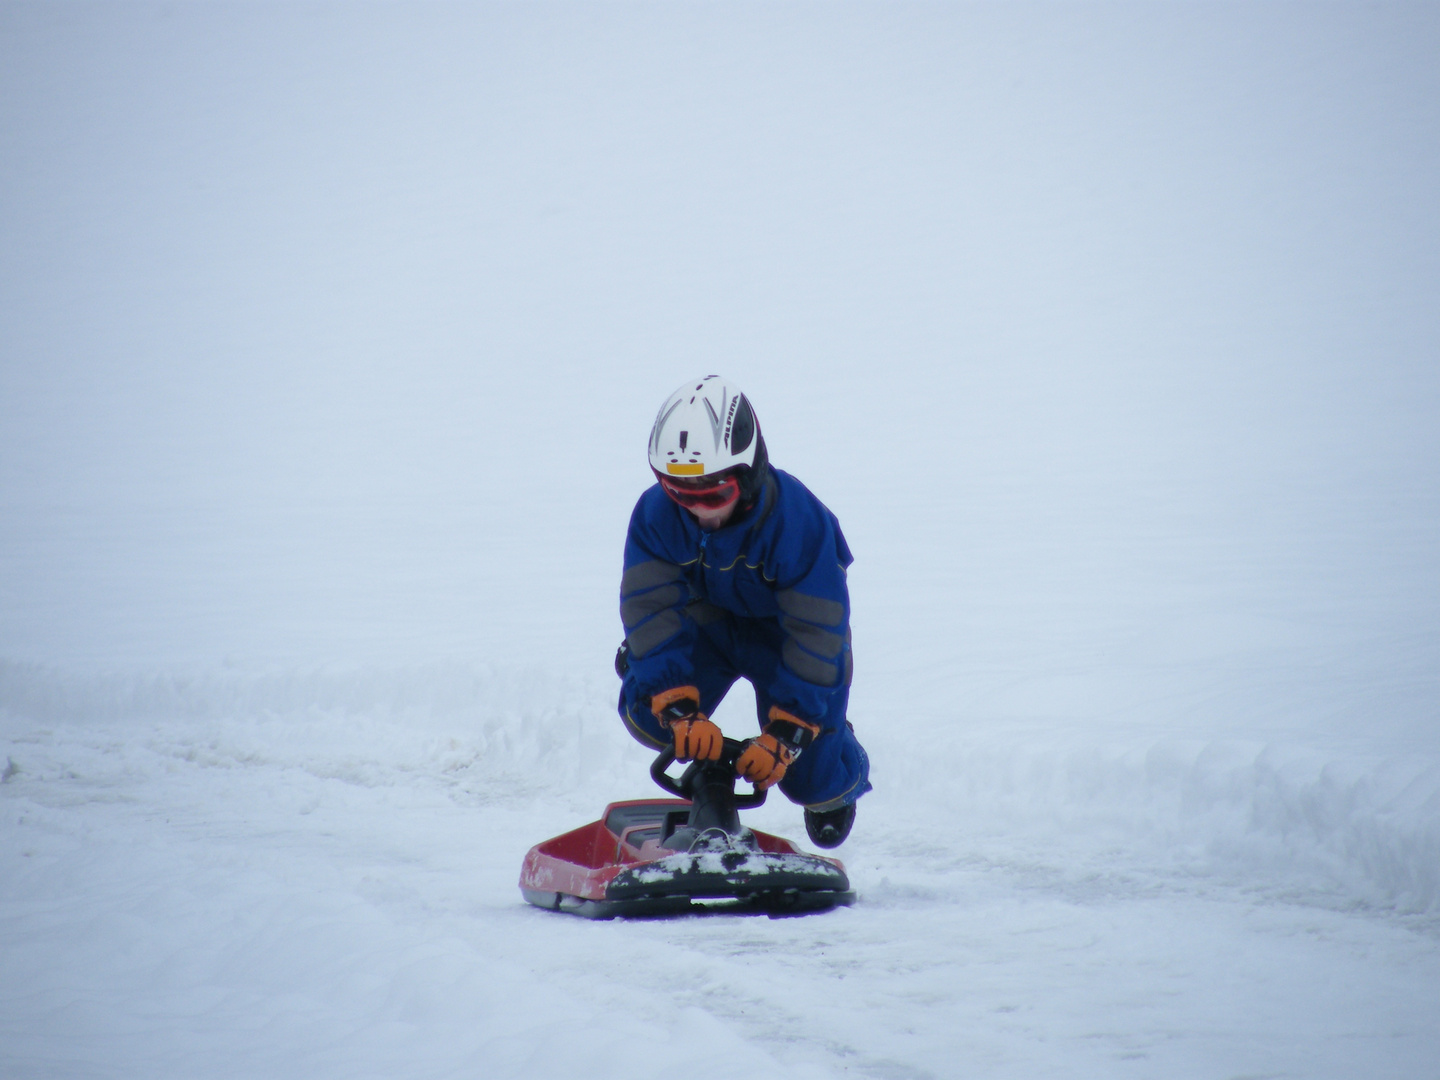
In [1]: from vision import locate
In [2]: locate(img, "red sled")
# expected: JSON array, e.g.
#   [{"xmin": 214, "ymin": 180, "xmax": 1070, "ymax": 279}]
[{"xmin": 520, "ymin": 741, "xmax": 854, "ymax": 919}]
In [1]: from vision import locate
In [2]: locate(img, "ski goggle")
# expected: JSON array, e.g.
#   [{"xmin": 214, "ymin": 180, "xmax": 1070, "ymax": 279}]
[{"xmin": 655, "ymin": 468, "xmax": 742, "ymax": 511}]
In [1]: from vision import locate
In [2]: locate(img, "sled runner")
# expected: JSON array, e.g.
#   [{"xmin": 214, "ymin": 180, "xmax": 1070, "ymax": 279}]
[{"xmin": 519, "ymin": 738, "xmax": 854, "ymax": 918}]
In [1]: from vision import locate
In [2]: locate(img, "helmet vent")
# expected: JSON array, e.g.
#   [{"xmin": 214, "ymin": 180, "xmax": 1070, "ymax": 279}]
[
  {"xmin": 679, "ymin": 430, "xmax": 688, "ymax": 451},
  {"xmin": 729, "ymin": 395, "xmax": 755, "ymax": 455}
]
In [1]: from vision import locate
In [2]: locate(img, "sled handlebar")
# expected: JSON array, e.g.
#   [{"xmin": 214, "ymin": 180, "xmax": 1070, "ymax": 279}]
[{"xmin": 650, "ymin": 737, "xmax": 768, "ymax": 809}]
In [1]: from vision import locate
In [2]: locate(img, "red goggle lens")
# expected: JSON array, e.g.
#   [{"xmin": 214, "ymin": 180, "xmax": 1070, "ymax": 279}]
[{"xmin": 656, "ymin": 471, "xmax": 741, "ymax": 510}]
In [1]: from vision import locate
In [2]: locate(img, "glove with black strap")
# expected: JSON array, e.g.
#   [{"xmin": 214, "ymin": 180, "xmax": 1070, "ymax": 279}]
[
  {"xmin": 735, "ymin": 707, "xmax": 822, "ymax": 789},
  {"xmin": 649, "ymin": 685, "xmax": 722, "ymax": 762}
]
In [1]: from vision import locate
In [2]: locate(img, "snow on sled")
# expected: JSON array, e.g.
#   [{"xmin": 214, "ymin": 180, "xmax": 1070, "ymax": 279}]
[{"xmin": 519, "ymin": 738, "xmax": 854, "ymax": 918}]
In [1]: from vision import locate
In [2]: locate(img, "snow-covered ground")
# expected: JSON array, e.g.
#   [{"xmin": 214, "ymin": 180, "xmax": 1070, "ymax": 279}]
[
  {"xmin": 4, "ymin": 4, "xmax": 1439, "ymax": 1078},
  {"xmin": 5, "ymin": 655, "xmax": 1440, "ymax": 1079}
]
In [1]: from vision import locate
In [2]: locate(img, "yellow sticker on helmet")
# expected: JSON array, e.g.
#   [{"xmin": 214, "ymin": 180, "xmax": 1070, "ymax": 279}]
[{"xmin": 666, "ymin": 462, "xmax": 706, "ymax": 476}]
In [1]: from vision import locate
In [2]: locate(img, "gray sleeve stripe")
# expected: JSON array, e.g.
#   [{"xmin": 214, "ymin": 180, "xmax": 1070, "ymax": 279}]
[
  {"xmin": 783, "ymin": 638, "xmax": 840, "ymax": 687},
  {"xmin": 621, "ymin": 583, "xmax": 686, "ymax": 631},
  {"xmin": 781, "ymin": 616, "xmax": 844, "ymax": 659},
  {"xmin": 621, "ymin": 560, "xmax": 684, "ymax": 596},
  {"xmin": 776, "ymin": 589, "xmax": 845, "ymax": 628},
  {"xmin": 628, "ymin": 609, "xmax": 684, "ymax": 658}
]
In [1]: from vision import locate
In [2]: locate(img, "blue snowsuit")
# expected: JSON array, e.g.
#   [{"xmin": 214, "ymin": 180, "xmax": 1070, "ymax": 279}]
[{"xmin": 617, "ymin": 468, "xmax": 872, "ymax": 811}]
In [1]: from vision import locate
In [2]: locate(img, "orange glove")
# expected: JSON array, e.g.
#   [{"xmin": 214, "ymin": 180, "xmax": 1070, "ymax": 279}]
[
  {"xmin": 735, "ymin": 733, "xmax": 791, "ymax": 788},
  {"xmin": 735, "ymin": 708, "xmax": 821, "ymax": 789},
  {"xmin": 650, "ymin": 686, "xmax": 722, "ymax": 762}
]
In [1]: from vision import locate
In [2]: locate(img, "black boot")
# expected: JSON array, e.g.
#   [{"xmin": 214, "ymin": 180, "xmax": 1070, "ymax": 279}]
[{"xmin": 804, "ymin": 802, "xmax": 856, "ymax": 849}]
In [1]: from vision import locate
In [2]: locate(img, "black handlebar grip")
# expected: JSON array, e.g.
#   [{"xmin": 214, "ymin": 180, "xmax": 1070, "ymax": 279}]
[
  {"xmin": 649, "ymin": 745, "xmax": 684, "ymax": 796},
  {"xmin": 650, "ymin": 738, "xmax": 768, "ymax": 808}
]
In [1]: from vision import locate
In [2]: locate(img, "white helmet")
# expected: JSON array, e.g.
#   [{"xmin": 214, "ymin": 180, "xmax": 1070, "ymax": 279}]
[{"xmin": 648, "ymin": 375, "xmax": 769, "ymax": 507}]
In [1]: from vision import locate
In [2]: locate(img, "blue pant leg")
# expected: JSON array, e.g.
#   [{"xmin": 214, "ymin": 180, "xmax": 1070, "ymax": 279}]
[
  {"xmin": 781, "ymin": 719, "xmax": 872, "ymax": 810},
  {"xmin": 725, "ymin": 620, "xmax": 872, "ymax": 809},
  {"xmin": 616, "ymin": 632, "xmax": 740, "ymax": 750},
  {"xmin": 753, "ymin": 682, "xmax": 872, "ymax": 809},
  {"xmin": 617, "ymin": 683, "xmax": 669, "ymax": 750}
]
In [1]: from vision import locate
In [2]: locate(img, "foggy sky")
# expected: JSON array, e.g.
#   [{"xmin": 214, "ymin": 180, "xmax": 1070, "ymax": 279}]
[{"xmin": 2, "ymin": 3, "xmax": 1437, "ymax": 739}]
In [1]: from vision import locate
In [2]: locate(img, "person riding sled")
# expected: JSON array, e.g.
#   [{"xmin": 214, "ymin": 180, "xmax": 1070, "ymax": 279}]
[{"xmin": 614, "ymin": 375, "xmax": 871, "ymax": 848}]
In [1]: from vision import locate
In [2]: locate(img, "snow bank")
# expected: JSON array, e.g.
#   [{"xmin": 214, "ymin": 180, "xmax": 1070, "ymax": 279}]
[
  {"xmin": 0, "ymin": 658, "xmax": 639, "ymax": 806},
  {"xmin": 5, "ymin": 659, "xmax": 1437, "ymax": 921},
  {"xmin": 890, "ymin": 731, "xmax": 1440, "ymax": 921}
]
